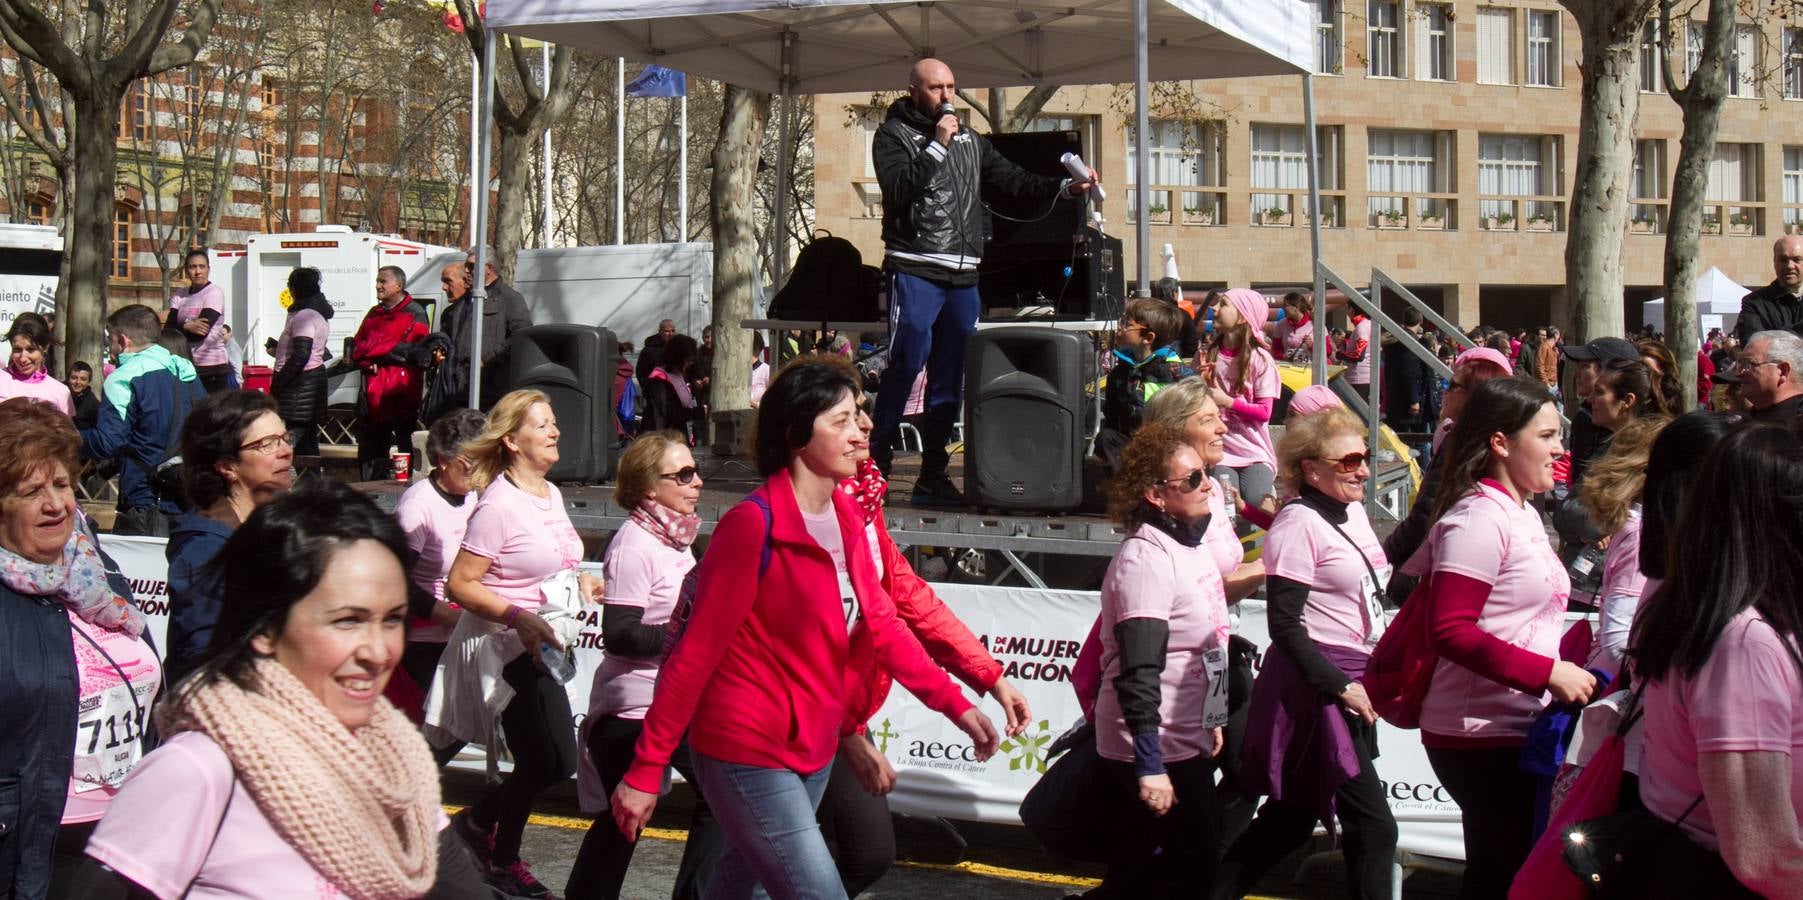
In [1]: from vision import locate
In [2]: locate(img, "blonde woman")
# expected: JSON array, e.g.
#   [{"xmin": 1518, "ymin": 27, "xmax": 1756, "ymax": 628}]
[
  {"xmin": 1219, "ymin": 407, "xmax": 1396, "ymax": 900},
  {"xmin": 439, "ymin": 389, "xmax": 601, "ymax": 899},
  {"xmin": 1575, "ymin": 416, "xmax": 1670, "ymax": 679}
]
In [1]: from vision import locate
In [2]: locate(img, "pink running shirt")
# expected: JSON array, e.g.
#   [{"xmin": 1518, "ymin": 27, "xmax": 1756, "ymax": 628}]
[
  {"xmin": 394, "ymin": 477, "xmax": 478, "ymax": 643},
  {"xmin": 1211, "ymin": 347, "xmax": 1279, "ymax": 471},
  {"xmin": 591, "ymin": 519, "xmax": 696, "ymax": 719},
  {"xmin": 1261, "ymin": 501, "xmax": 1391, "ymax": 653},
  {"xmin": 459, "ymin": 474, "xmax": 583, "ymax": 611}
]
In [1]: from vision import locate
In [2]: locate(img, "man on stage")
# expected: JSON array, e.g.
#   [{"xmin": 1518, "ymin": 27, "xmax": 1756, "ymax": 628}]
[{"xmin": 870, "ymin": 57, "xmax": 1097, "ymax": 505}]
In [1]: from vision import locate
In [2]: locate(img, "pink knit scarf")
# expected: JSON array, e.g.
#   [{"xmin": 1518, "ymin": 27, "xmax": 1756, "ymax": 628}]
[
  {"xmin": 630, "ymin": 498, "xmax": 701, "ymax": 550},
  {"xmin": 156, "ymin": 659, "xmax": 439, "ymax": 900}
]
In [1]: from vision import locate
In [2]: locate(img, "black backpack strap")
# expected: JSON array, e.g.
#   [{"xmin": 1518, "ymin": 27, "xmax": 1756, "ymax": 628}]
[{"xmin": 744, "ymin": 494, "xmax": 774, "ymax": 578}]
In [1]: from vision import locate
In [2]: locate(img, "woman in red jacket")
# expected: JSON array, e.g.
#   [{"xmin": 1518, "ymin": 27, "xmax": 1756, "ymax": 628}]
[{"xmin": 610, "ymin": 359, "xmax": 998, "ymax": 900}]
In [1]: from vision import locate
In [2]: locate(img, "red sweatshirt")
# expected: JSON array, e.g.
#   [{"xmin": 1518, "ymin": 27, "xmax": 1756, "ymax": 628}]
[
  {"xmin": 350, "ymin": 295, "xmax": 429, "ymax": 424},
  {"xmin": 625, "ymin": 473, "xmax": 974, "ymax": 793}
]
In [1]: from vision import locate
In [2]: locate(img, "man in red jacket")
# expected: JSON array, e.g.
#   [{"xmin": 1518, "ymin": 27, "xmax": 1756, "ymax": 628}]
[{"xmin": 351, "ymin": 266, "xmax": 431, "ymax": 480}]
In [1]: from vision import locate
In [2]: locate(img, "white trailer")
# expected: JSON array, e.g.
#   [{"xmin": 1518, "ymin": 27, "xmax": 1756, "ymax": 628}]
[
  {"xmin": 0, "ymin": 223, "xmax": 62, "ymax": 326},
  {"xmin": 223, "ymin": 226, "xmax": 458, "ymax": 366},
  {"xmin": 405, "ymin": 242, "xmax": 712, "ymax": 347}
]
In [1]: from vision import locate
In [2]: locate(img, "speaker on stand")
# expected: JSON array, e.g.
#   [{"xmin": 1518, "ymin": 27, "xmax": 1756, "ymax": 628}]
[
  {"xmin": 980, "ymin": 131, "xmax": 1123, "ymax": 320},
  {"xmin": 509, "ymin": 324, "xmax": 618, "ymax": 483},
  {"xmin": 963, "ymin": 327, "xmax": 1086, "ymax": 512}
]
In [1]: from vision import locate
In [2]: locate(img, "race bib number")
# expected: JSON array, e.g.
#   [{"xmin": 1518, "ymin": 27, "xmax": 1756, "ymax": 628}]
[
  {"xmin": 1202, "ymin": 646, "xmax": 1230, "ymax": 728},
  {"xmin": 72, "ymin": 681, "xmax": 152, "ymax": 792},
  {"xmin": 837, "ymin": 570, "xmax": 860, "ymax": 633},
  {"xmin": 1361, "ymin": 564, "xmax": 1393, "ymax": 647}
]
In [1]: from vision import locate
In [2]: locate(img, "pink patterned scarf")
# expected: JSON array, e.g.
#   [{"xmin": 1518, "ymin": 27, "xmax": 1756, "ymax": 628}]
[
  {"xmin": 630, "ymin": 498, "xmax": 701, "ymax": 550},
  {"xmin": 0, "ymin": 517, "xmax": 143, "ymax": 635}
]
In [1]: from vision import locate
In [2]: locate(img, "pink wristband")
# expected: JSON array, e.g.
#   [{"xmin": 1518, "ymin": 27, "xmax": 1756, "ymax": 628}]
[{"xmin": 503, "ymin": 605, "xmax": 522, "ymax": 627}]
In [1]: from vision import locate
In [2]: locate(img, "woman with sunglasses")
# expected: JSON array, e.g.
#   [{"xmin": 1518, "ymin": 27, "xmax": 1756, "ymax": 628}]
[
  {"xmin": 1216, "ymin": 407, "xmax": 1397, "ymax": 900},
  {"xmin": 1093, "ymin": 422, "xmax": 1231, "ymax": 897},
  {"xmin": 164, "ymin": 390, "xmax": 296, "ymax": 684},
  {"xmin": 609, "ymin": 359, "xmax": 995, "ymax": 900},
  {"xmin": 566, "ymin": 430, "xmax": 704, "ymax": 899},
  {"xmin": 1402, "ymin": 377, "xmax": 1595, "ymax": 899}
]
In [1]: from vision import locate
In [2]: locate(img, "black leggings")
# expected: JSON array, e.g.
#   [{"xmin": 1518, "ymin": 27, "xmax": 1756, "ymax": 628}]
[
  {"xmin": 1214, "ymin": 719, "xmax": 1398, "ymax": 900},
  {"xmin": 566, "ymin": 716, "xmax": 649, "ymax": 899},
  {"xmin": 670, "ymin": 740, "xmax": 896, "ymax": 898},
  {"xmin": 1426, "ymin": 745, "xmax": 1537, "ymax": 900},
  {"xmin": 468, "ymin": 654, "xmax": 578, "ymax": 864},
  {"xmin": 1096, "ymin": 756, "xmax": 1218, "ymax": 900}
]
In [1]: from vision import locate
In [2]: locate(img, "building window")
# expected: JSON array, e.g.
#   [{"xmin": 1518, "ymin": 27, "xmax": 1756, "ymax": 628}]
[
  {"xmin": 119, "ymin": 81, "xmax": 149, "ymax": 141},
  {"xmin": 1477, "ymin": 8, "xmax": 1514, "ymax": 85},
  {"xmin": 111, "ymin": 208, "xmax": 132, "ymax": 279},
  {"xmin": 1706, "ymin": 142, "xmax": 1759, "ymax": 202},
  {"xmin": 1729, "ymin": 24, "xmax": 1757, "ymax": 98},
  {"xmin": 1366, "ymin": 1, "xmax": 1400, "ymax": 78},
  {"xmin": 1640, "ymin": 21, "xmax": 1663, "ymax": 93},
  {"xmin": 1783, "ymin": 147, "xmax": 1803, "ymax": 227},
  {"xmin": 1526, "ymin": 11, "xmax": 1560, "ymax": 87},
  {"xmin": 1786, "ymin": 29, "xmax": 1803, "ymax": 99},
  {"xmin": 1633, "ymin": 140, "xmax": 1666, "ymax": 200},
  {"xmin": 1478, "ymin": 133, "xmax": 1559, "ymax": 220},
  {"xmin": 1316, "ymin": 0, "xmax": 1342, "ymax": 74},
  {"xmin": 1415, "ymin": 3, "xmax": 1453, "ymax": 82},
  {"xmin": 1366, "ymin": 129, "xmax": 1452, "ymax": 221},
  {"xmin": 1686, "ymin": 20, "xmax": 1704, "ymax": 78},
  {"xmin": 1129, "ymin": 119, "xmax": 1223, "ymax": 222},
  {"xmin": 1250, "ymin": 123, "xmax": 1341, "ymax": 219},
  {"xmin": 24, "ymin": 200, "xmax": 48, "ymax": 226}
]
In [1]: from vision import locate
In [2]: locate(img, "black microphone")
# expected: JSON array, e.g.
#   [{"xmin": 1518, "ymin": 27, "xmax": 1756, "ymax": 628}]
[{"xmin": 937, "ymin": 102, "xmax": 957, "ymax": 123}]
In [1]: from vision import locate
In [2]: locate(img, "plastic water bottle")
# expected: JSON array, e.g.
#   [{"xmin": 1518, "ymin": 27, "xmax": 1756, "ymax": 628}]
[{"xmin": 539, "ymin": 642, "xmax": 577, "ymax": 684}]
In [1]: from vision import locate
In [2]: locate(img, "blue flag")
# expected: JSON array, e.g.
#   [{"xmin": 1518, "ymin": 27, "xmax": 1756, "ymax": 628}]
[{"xmin": 625, "ymin": 65, "xmax": 686, "ymax": 98}]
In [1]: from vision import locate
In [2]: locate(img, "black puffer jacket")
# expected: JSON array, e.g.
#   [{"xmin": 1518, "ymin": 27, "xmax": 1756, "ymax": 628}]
[
  {"xmin": 872, "ymin": 97, "xmax": 1065, "ymax": 283},
  {"xmin": 272, "ymin": 290, "xmax": 334, "ymax": 428}
]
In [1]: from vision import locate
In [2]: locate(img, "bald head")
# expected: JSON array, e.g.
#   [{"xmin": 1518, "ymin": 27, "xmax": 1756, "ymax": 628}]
[
  {"xmin": 1775, "ymin": 235, "xmax": 1803, "ymax": 291},
  {"xmin": 908, "ymin": 58, "xmax": 956, "ymax": 116}
]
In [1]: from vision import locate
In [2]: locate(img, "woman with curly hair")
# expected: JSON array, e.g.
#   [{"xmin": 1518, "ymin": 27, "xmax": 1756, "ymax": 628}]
[
  {"xmin": 1093, "ymin": 422, "xmax": 1231, "ymax": 897},
  {"xmin": 1574, "ymin": 415, "xmax": 1668, "ymax": 678}
]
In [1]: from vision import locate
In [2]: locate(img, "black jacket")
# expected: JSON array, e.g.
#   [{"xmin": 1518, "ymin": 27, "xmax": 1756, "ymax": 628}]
[
  {"xmin": 439, "ymin": 281, "xmax": 532, "ymax": 410},
  {"xmin": 1736, "ymin": 280, "xmax": 1803, "ymax": 345},
  {"xmin": 872, "ymin": 97, "xmax": 1065, "ymax": 284},
  {"xmin": 1381, "ymin": 331, "xmax": 1432, "ymax": 427},
  {"xmin": 272, "ymin": 290, "xmax": 334, "ymax": 429}
]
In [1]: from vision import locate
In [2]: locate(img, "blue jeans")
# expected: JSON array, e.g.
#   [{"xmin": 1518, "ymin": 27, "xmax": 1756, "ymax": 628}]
[
  {"xmin": 692, "ymin": 751, "xmax": 843, "ymax": 900},
  {"xmin": 871, "ymin": 269, "xmax": 980, "ymax": 474}
]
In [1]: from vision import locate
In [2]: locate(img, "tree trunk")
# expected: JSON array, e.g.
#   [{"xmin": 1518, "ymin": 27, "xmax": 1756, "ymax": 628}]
[
  {"xmin": 493, "ymin": 125, "xmax": 534, "ymax": 279},
  {"xmin": 68, "ymin": 92, "xmax": 120, "ymax": 393},
  {"xmin": 1664, "ymin": 0, "xmax": 1733, "ymax": 410},
  {"xmin": 1560, "ymin": 0, "xmax": 1652, "ymax": 344},
  {"xmin": 708, "ymin": 84, "xmax": 770, "ymax": 453}
]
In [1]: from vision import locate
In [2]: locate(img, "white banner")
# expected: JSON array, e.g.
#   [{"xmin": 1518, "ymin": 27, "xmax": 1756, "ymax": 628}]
[
  {"xmin": 104, "ymin": 533, "xmax": 1593, "ymax": 864},
  {"xmin": 0, "ymin": 272, "xmax": 56, "ymax": 323}
]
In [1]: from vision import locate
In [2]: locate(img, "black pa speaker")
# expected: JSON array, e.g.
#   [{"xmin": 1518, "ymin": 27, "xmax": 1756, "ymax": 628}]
[
  {"xmin": 963, "ymin": 327, "xmax": 1086, "ymax": 512},
  {"xmin": 509, "ymin": 324, "xmax": 617, "ymax": 483},
  {"xmin": 977, "ymin": 228, "xmax": 1125, "ymax": 320},
  {"xmin": 983, "ymin": 131, "xmax": 1086, "ymax": 253}
]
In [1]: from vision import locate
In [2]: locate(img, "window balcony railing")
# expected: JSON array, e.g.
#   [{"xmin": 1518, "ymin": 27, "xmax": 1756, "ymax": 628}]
[
  {"xmin": 1365, "ymin": 193, "xmax": 1459, "ymax": 231},
  {"xmin": 1783, "ymin": 206, "xmax": 1803, "ymax": 236},
  {"xmin": 1699, "ymin": 202, "xmax": 1765, "ymax": 237},
  {"xmin": 1475, "ymin": 196, "xmax": 1566, "ymax": 232},
  {"xmin": 1630, "ymin": 200, "xmax": 1667, "ymax": 235},
  {"xmin": 1128, "ymin": 186, "xmax": 1230, "ymax": 226},
  {"xmin": 852, "ymin": 178, "xmax": 882, "ymax": 219},
  {"xmin": 1248, "ymin": 190, "xmax": 1347, "ymax": 229}
]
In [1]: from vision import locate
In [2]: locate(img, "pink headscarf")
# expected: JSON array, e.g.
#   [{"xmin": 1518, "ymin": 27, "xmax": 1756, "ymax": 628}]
[
  {"xmin": 1454, "ymin": 346, "xmax": 1513, "ymax": 376},
  {"xmin": 1288, "ymin": 384, "xmax": 1341, "ymax": 418},
  {"xmin": 1222, "ymin": 289, "xmax": 1272, "ymax": 347}
]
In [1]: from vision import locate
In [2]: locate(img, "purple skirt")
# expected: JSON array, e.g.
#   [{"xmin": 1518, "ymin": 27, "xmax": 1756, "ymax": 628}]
[{"xmin": 1237, "ymin": 642, "xmax": 1375, "ymax": 836}]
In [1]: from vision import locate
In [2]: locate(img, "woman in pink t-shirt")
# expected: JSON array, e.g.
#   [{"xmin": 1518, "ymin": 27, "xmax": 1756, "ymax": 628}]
[
  {"xmin": 270, "ymin": 267, "xmax": 332, "ymax": 456},
  {"xmin": 1203, "ymin": 289, "xmax": 1280, "ymax": 512},
  {"xmin": 1631, "ymin": 423, "xmax": 1803, "ymax": 898},
  {"xmin": 1223, "ymin": 407, "xmax": 1397, "ymax": 900},
  {"xmin": 442, "ymin": 390, "xmax": 600, "ymax": 899},
  {"xmin": 1574, "ymin": 416, "xmax": 1667, "ymax": 678},
  {"xmin": 85, "ymin": 484, "xmax": 477, "ymax": 900},
  {"xmin": 1093, "ymin": 423, "xmax": 1230, "ymax": 896},
  {"xmin": 1408, "ymin": 376, "xmax": 1596, "ymax": 898},
  {"xmin": 0, "ymin": 313, "xmax": 72, "ymax": 415},
  {"xmin": 169, "ymin": 250, "xmax": 233, "ymax": 393},
  {"xmin": 1276, "ymin": 291, "xmax": 1317, "ymax": 364},
  {"xmin": 568, "ymin": 430, "xmax": 702, "ymax": 899}
]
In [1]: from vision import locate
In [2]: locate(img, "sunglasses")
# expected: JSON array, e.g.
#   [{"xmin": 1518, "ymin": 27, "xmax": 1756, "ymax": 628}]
[
  {"xmin": 1313, "ymin": 452, "xmax": 1370, "ymax": 473},
  {"xmin": 238, "ymin": 431, "xmax": 298, "ymax": 455},
  {"xmin": 659, "ymin": 466, "xmax": 700, "ymax": 485},
  {"xmin": 1158, "ymin": 468, "xmax": 1207, "ymax": 493}
]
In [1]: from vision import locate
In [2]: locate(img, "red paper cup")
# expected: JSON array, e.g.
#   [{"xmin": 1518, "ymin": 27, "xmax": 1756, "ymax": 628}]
[{"xmin": 390, "ymin": 452, "xmax": 412, "ymax": 482}]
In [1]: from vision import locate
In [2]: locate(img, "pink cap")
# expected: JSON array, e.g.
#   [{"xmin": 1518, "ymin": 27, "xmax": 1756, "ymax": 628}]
[
  {"xmin": 1223, "ymin": 288, "xmax": 1272, "ymax": 347},
  {"xmin": 1288, "ymin": 384, "xmax": 1341, "ymax": 418},
  {"xmin": 1453, "ymin": 346, "xmax": 1513, "ymax": 376}
]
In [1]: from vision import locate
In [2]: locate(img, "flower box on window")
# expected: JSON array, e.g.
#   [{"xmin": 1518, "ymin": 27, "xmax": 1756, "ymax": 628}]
[{"xmin": 1259, "ymin": 207, "xmax": 1292, "ymax": 227}]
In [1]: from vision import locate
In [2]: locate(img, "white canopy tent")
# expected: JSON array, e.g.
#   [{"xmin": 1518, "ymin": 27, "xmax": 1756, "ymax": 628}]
[
  {"xmin": 464, "ymin": 0, "xmax": 1321, "ymax": 403},
  {"xmin": 1641, "ymin": 266, "xmax": 1749, "ymax": 335}
]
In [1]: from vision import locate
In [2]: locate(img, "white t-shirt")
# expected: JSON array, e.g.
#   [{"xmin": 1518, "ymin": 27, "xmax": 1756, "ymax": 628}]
[
  {"xmin": 801, "ymin": 505, "xmax": 858, "ymax": 632},
  {"xmin": 592, "ymin": 519, "xmax": 697, "ymax": 719},
  {"xmin": 1410, "ymin": 481, "xmax": 1570, "ymax": 740},
  {"xmin": 394, "ymin": 478, "xmax": 477, "ymax": 643},
  {"xmin": 1262, "ymin": 500, "xmax": 1391, "ymax": 652}
]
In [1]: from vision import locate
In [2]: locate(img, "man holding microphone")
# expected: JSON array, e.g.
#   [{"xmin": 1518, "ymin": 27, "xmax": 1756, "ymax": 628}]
[{"xmin": 870, "ymin": 57, "xmax": 1098, "ymax": 505}]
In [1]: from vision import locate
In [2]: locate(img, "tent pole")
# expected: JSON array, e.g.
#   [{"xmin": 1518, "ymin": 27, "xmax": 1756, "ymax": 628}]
[
  {"xmin": 616, "ymin": 59, "xmax": 626, "ymax": 244},
  {"xmin": 541, "ymin": 42, "xmax": 553, "ymax": 246},
  {"xmin": 1133, "ymin": 0, "xmax": 1150, "ymax": 297},
  {"xmin": 1304, "ymin": 73, "xmax": 1326, "ymax": 385},
  {"xmin": 467, "ymin": 58, "xmax": 480, "ymax": 247},
  {"xmin": 469, "ymin": 27, "xmax": 496, "ymax": 409},
  {"xmin": 774, "ymin": 30, "xmax": 796, "ymax": 286},
  {"xmin": 679, "ymin": 92, "xmax": 688, "ymax": 241}
]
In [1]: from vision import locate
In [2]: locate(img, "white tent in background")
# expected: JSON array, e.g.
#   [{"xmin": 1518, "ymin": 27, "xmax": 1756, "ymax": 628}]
[{"xmin": 1642, "ymin": 266, "xmax": 1750, "ymax": 334}]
